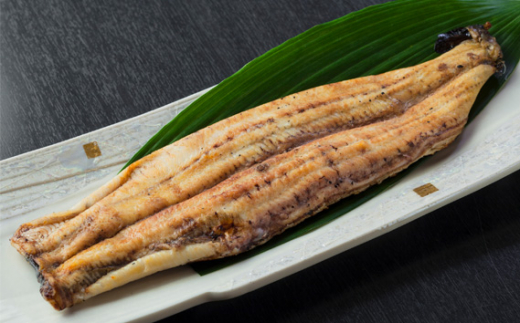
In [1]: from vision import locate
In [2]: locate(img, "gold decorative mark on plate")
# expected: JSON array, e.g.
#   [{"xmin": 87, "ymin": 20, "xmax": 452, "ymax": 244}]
[
  {"xmin": 83, "ymin": 142, "xmax": 102, "ymax": 159},
  {"xmin": 413, "ymin": 183, "xmax": 439, "ymax": 197}
]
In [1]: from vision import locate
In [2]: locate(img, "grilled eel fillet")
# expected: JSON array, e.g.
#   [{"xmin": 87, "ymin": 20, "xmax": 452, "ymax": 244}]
[
  {"xmin": 11, "ymin": 27, "xmax": 496, "ymax": 272},
  {"xmin": 14, "ymin": 24, "xmax": 502, "ymax": 310}
]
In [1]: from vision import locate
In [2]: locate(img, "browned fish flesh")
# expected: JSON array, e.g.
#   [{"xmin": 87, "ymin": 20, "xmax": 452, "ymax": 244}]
[
  {"xmin": 11, "ymin": 31, "xmax": 488, "ymax": 271},
  {"xmin": 12, "ymin": 24, "xmax": 502, "ymax": 310}
]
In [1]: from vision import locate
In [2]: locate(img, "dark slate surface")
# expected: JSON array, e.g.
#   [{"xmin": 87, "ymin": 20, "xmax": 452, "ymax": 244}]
[{"xmin": 1, "ymin": 1, "xmax": 519, "ymax": 322}]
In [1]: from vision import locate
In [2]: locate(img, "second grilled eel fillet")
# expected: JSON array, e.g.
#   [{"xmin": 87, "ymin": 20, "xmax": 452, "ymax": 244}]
[
  {"xmin": 39, "ymin": 24, "xmax": 502, "ymax": 310},
  {"xmin": 10, "ymin": 29, "xmax": 493, "ymax": 271}
]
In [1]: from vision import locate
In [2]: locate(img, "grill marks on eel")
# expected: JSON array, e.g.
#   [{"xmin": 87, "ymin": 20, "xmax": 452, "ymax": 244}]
[
  {"xmin": 41, "ymin": 63, "xmax": 496, "ymax": 310},
  {"xmin": 10, "ymin": 40, "xmax": 492, "ymax": 271}
]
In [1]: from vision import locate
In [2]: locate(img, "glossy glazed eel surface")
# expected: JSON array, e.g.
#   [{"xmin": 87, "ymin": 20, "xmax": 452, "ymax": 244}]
[{"xmin": 11, "ymin": 24, "xmax": 502, "ymax": 310}]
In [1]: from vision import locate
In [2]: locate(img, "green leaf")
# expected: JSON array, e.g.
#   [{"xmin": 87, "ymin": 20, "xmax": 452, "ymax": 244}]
[{"xmin": 123, "ymin": 0, "xmax": 520, "ymax": 275}]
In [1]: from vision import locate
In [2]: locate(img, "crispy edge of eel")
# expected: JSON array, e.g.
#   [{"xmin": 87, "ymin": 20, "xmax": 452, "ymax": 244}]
[
  {"xmin": 9, "ymin": 27, "xmax": 497, "ymax": 272},
  {"xmin": 37, "ymin": 24, "xmax": 503, "ymax": 310}
]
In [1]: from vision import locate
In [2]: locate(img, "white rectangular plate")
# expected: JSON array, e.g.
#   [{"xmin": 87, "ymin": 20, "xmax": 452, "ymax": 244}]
[{"xmin": 1, "ymin": 69, "xmax": 519, "ymax": 323}]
